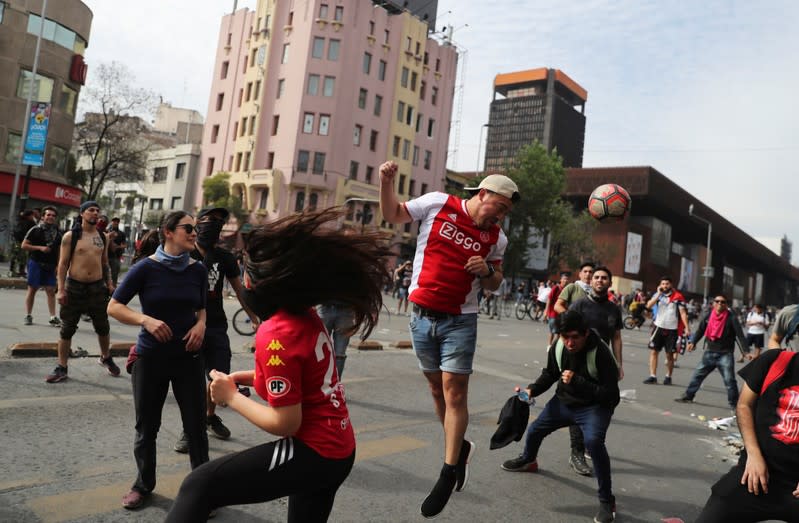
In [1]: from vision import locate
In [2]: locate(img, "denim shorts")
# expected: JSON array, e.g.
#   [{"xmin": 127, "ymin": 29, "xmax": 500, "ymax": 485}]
[{"xmin": 409, "ymin": 312, "xmax": 478, "ymax": 374}]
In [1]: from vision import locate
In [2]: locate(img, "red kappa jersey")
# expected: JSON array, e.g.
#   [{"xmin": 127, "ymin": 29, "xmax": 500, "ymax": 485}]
[
  {"xmin": 404, "ymin": 192, "xmax": 507, "ymax": 314},
  {"xmin": 253, "ymin": 309, "xmax": 355, "ymax": 459}
]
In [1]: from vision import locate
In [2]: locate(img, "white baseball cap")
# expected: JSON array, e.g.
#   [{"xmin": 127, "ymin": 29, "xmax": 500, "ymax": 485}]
[{"xmin": 465, "ymin": 174, "xmax": 521, "ymax": 203}]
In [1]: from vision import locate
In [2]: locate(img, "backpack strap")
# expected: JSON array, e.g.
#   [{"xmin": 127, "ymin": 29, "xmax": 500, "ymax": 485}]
[
  {"xmin": 760, "ymin": 350, "xmax": 797, "ymax": 395},
  {"xmin": 784, "ymin": 307, "xmax": 799, "ymax": 344},
  {"xmin": 555, "ymin": 336, "xmax": 608, "ymax": 381},
  {"xmin": 555, "ymin": 338, "xmax": 564, "ymax": 373}
]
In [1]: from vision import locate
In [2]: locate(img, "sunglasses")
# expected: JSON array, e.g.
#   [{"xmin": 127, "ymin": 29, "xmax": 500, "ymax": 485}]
[
  {"xmin": 714, "ymin": 299, "xmax": 727, "ymax": 304},
  {"xmin": 175, "ymin": 224, "xmax": 197, "ymax": 234}
]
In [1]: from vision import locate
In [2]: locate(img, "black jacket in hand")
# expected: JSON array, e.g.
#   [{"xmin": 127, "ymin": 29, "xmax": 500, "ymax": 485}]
[{"xmin": 528, "ymin": 330, "xmax": 620, "ymax": 408}]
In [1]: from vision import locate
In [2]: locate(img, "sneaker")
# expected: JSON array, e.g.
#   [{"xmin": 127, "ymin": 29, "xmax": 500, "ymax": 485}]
[
  {"xmin": 45, "ymin": 365, "xmax": 68, "ymax": 383},
  {"xmin": 122, "ymin": 489, "xmax": 147, "ymax": 510},
  {"xmin": 420, "ymin": 466, "xmax": 456, "ymax": 519},
  {"xmin": 501, "ymin": 455, "xmax": 539, "ymax": 472},
  {"xmin": 98, "ymin": 356, "xmax": 121, "ymax": 377},
  {"xmin": 207, "ymin": 414, "xmax": 231, "ymax": 440},
  {"xmin": 674, "ymin": 394, "xmax": 693, "ymax": 403},
  {"xmin": 569, "ymin": 450, "xmax": 593, "ymax": 476},
  {"xmin": 24, "ymin": 315, "xmax": 33, "ymax": 326},
  {"xmin": 594, "ymin": 498, "xmax": 616, "ymax": 523},
  {"xmin": 663, "ymin": 376, "xmax": 672, "ymax": 386},
  {"xmin": 174, "ymin": 431, "xmax": 189, "ymax": 454},
  {"xmin": 642, "ymin": 376, "xmax": 657, "ymax": 384},
  {"xmin": 454, "ymin": 439, "xmax": 475, "ymax": 492},
  {"xmin": 49, "ymin": 316, "xmax": 61, "ymax": 327}
]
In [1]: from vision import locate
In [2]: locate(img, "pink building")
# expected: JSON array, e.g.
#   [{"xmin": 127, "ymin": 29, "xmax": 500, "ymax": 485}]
[{"xmin": 195, "ymin": 0, "xmax": 457, "ymax": 250}]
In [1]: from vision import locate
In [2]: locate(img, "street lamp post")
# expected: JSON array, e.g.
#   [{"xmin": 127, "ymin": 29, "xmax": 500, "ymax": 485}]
[
  {"xmin": 688, "ymin": 203, "xmax": 713, "ymax": 307},
  {"xmin": 475, "ymin": 123, "xmax": 492, "ymax": 175}
]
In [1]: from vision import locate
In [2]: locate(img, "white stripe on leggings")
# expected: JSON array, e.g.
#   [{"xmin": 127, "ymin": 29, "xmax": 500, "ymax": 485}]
[{"xmin": 269, "ymin": 440, "xmax": 282, "ymax": 471}]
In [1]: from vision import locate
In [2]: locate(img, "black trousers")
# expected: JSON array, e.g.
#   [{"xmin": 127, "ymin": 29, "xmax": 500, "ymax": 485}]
[
  {"xmin": 130, "ymin": 351, "xmax": 208, "ymax": 493},
  {"xmin": 166, "ymin": 437, "xmax": 355, "ymax": 522}
]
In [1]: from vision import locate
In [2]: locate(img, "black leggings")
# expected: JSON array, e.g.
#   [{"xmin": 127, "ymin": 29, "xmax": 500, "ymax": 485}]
[{"xmin": 166, "ymin": 437, "xmax": 355, "ymax": 522}]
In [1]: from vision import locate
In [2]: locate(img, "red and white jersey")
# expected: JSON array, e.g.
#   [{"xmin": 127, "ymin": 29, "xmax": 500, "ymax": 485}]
[
  {"xmin": 253, "ymin": 309, "xmax": 355, "ymax": 459},
  {"xmin": 404, "ymin": 192, "xmax": 507, "ymax": 314}
]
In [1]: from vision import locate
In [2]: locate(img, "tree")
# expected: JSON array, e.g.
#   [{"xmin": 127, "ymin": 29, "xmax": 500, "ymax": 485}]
[
  {"xmin": 202, "ymin": 172, "xmax": 248, "ymax": 225},
  {"xmin": 69, "ymin": 62, "xmax": 160, "ymax": 200}
]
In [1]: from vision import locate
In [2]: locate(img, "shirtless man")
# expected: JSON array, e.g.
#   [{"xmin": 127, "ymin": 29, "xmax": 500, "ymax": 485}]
[{"xmin": 45, "ymin": 201, "xmax": 120, "ymax": 383}]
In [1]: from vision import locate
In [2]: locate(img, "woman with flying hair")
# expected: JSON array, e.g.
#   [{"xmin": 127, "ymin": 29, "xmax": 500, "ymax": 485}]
[
  {"xmin": 166, "ymin": 208, "xmax": 393, "ymax": 522},
  {"xmin": 108, "ymin": 211, "xmax": 209, "ymax": 510}
]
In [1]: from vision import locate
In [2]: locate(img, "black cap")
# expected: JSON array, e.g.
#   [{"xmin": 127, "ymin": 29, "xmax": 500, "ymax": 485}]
[{"xmin": 197, "ymin": 207, "xmax": 230, "ymax": 221}]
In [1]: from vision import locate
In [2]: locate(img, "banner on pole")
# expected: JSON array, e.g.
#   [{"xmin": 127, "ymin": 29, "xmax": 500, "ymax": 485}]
[{"xmin": 23, "ymin": 102, "xmax": 51, "ymax": 167}]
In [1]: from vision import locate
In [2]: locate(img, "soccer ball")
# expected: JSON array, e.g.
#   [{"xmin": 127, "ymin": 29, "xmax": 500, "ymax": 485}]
[{"xmin": 587, "ymin": 184, "xmax": 631, "ymax": 221}]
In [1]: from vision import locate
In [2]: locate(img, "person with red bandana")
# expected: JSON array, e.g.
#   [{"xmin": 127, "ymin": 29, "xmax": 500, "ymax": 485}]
[{"xmin": 379, "ymin": 160, "xmax": 519, "ymax": 518}]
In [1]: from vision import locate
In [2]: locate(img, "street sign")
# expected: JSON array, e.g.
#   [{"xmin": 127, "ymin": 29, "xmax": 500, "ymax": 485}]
[
  {"xmin": 702, "ymin": 266, "xmax": 714, "ymax": 278},
  {"xmin": 22, "ymin": 102, "xmax": 51, "ymax": 167}
]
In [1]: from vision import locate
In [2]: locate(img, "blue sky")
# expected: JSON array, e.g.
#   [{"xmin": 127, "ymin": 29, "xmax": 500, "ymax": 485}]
[{"xmin": 82, "ymin": 0, "xmax": 799, "ymax": 259}]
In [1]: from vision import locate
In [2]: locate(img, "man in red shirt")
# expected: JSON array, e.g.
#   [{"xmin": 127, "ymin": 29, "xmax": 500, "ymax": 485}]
[
  {"xmin": 380, "ymin": 160, "xmax": 519, "ymax": 518},
  {"xmin": 545, "ymin": 273, "xmax": 570, "ymax": 348}
]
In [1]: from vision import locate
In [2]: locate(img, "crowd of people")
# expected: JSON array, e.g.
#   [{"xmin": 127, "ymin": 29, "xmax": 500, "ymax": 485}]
[{"xmin": 13, "ymin": 166, "xmax": 798, "ymax": 522}]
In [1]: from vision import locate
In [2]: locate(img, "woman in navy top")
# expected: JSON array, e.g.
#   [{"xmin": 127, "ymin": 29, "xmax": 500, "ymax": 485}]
[{"xmin": 107, "ymin": 211, "xmax": 209, "ymax": 510}]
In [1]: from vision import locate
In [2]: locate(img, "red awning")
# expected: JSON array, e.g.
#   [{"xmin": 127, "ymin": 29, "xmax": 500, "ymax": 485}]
[{"xmin": 0, "ymin": 172, "xmax": 82, "ymax": 208}]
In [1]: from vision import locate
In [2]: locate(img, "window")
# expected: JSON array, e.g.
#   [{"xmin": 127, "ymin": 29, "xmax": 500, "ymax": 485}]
[
  {"xmin": 353, "ymin": 125, "xmax": 362, "ymax": 146},
  {"xmin": 327, "ymin": 39, "xmax": 340, "ymax": 60},
  {"xmin": 334, "ymin": 6, "xmax": 344, "ymax": 21},
  {"xmin": 308, "ymin": 193, "xmax": 318, "ymax": 211},
  {"xmin": 319, "ymin": 4, "xmax": 328, "ymax": 18},
  {"xmin": 416, "ymin": 113, "xmax": 423, "ymax": 133},
  {"xmin": 421, "ymin": 183, "xmax": 428, "ymax": 194},
  {"xmin": 398, "ymin": 174, "xmax": 406, "ymax": 194},
  {"xmin": 369, "ymin": 21, "xmax": 375, "ymax": 35},
  {"xmin": 365, "ymin": 165, "xmax": 374, "ymax": 184},
  {"xmin": 349, "ymin": 161, "xmax": 359, "ymax": 180},
  {"xmin": 267, "ymin": 152, "xmax": 275, "ymax": 169},
  {"xmin": 288, "ymin": 11, "xmax": 294, "ymax": 25},
  {"xmin": 26, "ymin": 14, "xmax": 81, "ymax": 53},
  {"xmin": 245, "ymin": 82, "xmax": 252, "ymax": 101},
  {"xmin": 312, "ymin": 152, "xmax": 326, "ymax": 174},
  {"xmin": 250, "ymin": 48, "xmax": 257, "ymax": 67},
  {"xmin": 384, "ymin": 29, "xmax": 390, "ymax": 44},
  {"xmin": 258, "ymin": 189, "xmax": 269, "ymax": 210},
  {"xmin": 424, "ymin": 150, "xmax": 431, "ymax": 170},
  {"xmin": 363, "ymin": 53, "xmax": 372, "ymax": 74},
  {"xmin": 171, "ymin": 197, "xmax": 182, "ymax": 210},
  {"xmin": 369, "ymin": 130, "xmax": 378, "ymax": 151},
  {"xmin": 409, "ymin": 179, "xmax": 416, "ymax": 197},
  {"xmin": 249, "ymin": 115, "xmax": 256, "ymax": 135},
  {"xmin": 411, "ymin": 72, "xmax": 418, "ymax": 91},
  {"xmin": 358, "ymin": 88, "xmax": 367, "ymax": 109},
  {"xmin": 277, "ymin": 79, "xmax": 285, "ymax": 98},
  {"xmin": 211, "ymin": 124, "xmax": 219, "ymax": 143},
  {"xmin": 232, "ymin": 121, "xmax": 238, "ymax": 138},
  {"xmin": 406, "ymin": 36, "xmax": 412, "ymax": 51},
  {"xmin": 152, "ymin": 167, "xmax": 167, "ymax": 183},
  {"xmin": 254, "ymin": 80, "xmax": 261, "ymax": 99},
  {"xmin": 319, "ymin": 115, "xmax": 330, "ymax": 135},
  {"xmin": 206, "ymin": 158, "xmax": 215, "ymax": 177},
  {"xmin": 420, "ymin": 81, "xmax": 426, "ymax": 100},
  {"xmin": 47, "ymin": 144, "xmax": 67, "ymax": 176},
  {"xmin": 397, "ymin": 101, "xmax": 405, "ymax": 122},
  {"xmin": 240, "ymin": 117, "xmax": 247, "ymax": 136},
  {"xmin": 216, "ymin": 93, "xmax": 224, "ymax": 111},
  {"xmin": 16, "ymin": 70, "xmax": 54, "ymax": 102},
  {"xmin": 149, "ymin": 199, "xmax": 164, "ymax": 210},
  {"xmin": 432, "ymin": 86, "xmax": 439, "ymax": 105},
  {"xmin": 237, "ymin": 88, "xmax": 243, "ymax": 106},
  {"xmin": 424, "ymin": 52, "xmax": 429, "ymax": 65},
  {"xmin": 323, "ymin": 76, "xmax": 335, "ymax": 96},
  {"xmin": 404, "ymin": 222, "xmax": 412, "ymax": 233},
  {"xmin": 406, "ymin": 105, "xmax": 414, "ymax": 126},
  {"xmin": 416, "ymin": 41, "xmax": 421, "ymax": 55},
  {"xmin": 235, "ymin": 152, "xmax": 242, "ymax": 171},
  {"xmin": 435, "ymin": 58, "xmax": 441, "ymax": 72},
  {"xmin": 378, "ymin": 60, "xmax": 386, "ymax": 81},
  {"xmin": 175, "ymin": 163, "xmax": 186, "ymax": 180},
  {"xmin": 400, "ymin": 67, "xmax": 409, "ymax": 88},
  {"xmin": 295, "ymin": 191, "xmax": 305, "ymax": 212},
  {"xmin": 312, "ymin": 37, "xmax": 325, "ymax": 59},
  {"xmin": 307, "ymin": 74, "xmax": 320, "ymax": 95},
  {"xmin": 392, "ymin": 136, "xmax": 400, "ymax": 156},
  {"xmin": 346, "ymin": 202, "xmax": 355, "ymax": 221},
  {"xmin": 281, "ymin": 44, "xmax": 290, "ymax": 63},
  {"xmin": 428, "ymin": 118, "xmax": 435, "ymax": 138},
  {"xmin": 0, "ymin": 3, "xmax": 5, "ymax": 23},
  {"xmin": 402, "ymin": 139, "xmax": 410, "ymax": 160},
  {"xmin": 412, "ymin": 146, "xmax": 419, "ymax": 166},
  {"xmin": 297, "ymin": 150, "xmax": 310, "ymax": 172},
  {"xmin": 244, "ymin": 151, "xmax": 251, "ymax": 171},
  {"xmin": 59, "ymin": 84, "xmax": 77, "ymax": 115},
  {"xmin": 303, "ymin": 113, "xmax": 314, "ymax": 134},
  {"xmin": 374, "ymin": 94, "xmax": 382, "ymax": 116}
]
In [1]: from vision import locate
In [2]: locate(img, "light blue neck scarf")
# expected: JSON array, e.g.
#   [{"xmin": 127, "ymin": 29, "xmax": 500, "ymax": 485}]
[{"xmin": 154, "ymin": 244, "xmax": 190, "ymax": 272}]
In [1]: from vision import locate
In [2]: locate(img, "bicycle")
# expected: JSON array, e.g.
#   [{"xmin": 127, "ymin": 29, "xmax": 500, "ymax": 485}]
[
  {"xmin": 515, "ymin": 295, "xmax": 534, "ymax": 320},
  {"xmin": 231, "ymin": 307, "xmax": 257, "ymax": 336}
]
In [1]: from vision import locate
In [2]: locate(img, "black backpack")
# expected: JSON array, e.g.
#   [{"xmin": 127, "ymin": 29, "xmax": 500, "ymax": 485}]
[{"xmin": 13, "ymin": 221, "xmax": 32, "ymax": 243}]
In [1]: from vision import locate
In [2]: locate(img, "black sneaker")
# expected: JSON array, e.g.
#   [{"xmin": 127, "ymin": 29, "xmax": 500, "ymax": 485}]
[
  {"xmin": 173, "ymin": 431, "xmax": 189, "ymax": 453},
  {"xmin": 454, "ymin": 440, "xmax": 475, "ymax": 492},
  {"xmin": 674, "ymin": 395, "xmax": 693, "ymax": 403},
  {"xmin": 24, "ymin": 315, "xmax": 33, "ymax": 326},
  {"xmin": 569, "ymin": 450, "xmax": 593, "ymax": 476},
  {"xmin": 45, "ymin": 365, "xmax": 68, "ymax": 383},
  {"xmin": 501, "ymin": 455, "xmax": 539, "ymax": 472},
  {"xmin": 420, "ymin": 466, "xmax": 456, "ymax": 519},
  {"xmin": 207, "ymin": 414, "xmax": 231, "ymax": 440},
  {"xmin": 99, "ymin": 356, "xmax": 121, "ymax": 377},
  {"xmin": 594, "ymin": 498, "xmax": 616, "ymax": 523},
  {"xmin": 663, "ymin": 376, "xmax": 672, "ymax": 385},
  {"xmin": 49, "ymin": 316, "xmax": 61, "ymax": 327},
  {"xmin": 643, "ymin": 376, "xmax": 657, "ymax": 384}
]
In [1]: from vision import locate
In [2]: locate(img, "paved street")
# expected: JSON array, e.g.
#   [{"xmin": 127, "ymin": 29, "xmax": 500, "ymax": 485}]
[{"xmin": 0, "ymin": 286, "xmax": 748, "ymax": 522}]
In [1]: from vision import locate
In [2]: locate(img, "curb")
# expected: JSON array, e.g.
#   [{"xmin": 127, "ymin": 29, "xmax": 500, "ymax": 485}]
[
  {"xmin": 0, "ymin": 278, "xmax": 27, "ymax": 290},
  {"xmin": 356, "ymin": 340, "xmax": 383, "ymax": 351},
  {"xmin": 9, "ymin": 342, "xmax": 134, "ymax": 358}
]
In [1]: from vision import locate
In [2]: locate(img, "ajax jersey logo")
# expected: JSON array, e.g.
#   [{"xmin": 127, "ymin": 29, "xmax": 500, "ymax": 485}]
[
  {"xmin": 439, "ymin": 222, "xmax": 482, "ymax": 252},
  {"xmin": 267, "ymin": 376, "xmax": 291, "ymax": 397}
]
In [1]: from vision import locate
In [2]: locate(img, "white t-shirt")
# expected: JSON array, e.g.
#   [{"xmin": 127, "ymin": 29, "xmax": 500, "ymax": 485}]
[
  {"xmin": 654, "ymin": 293, "xmax": 680, "ymax": 330},
  {"xmin": 536, "ymin": 286, "xmax": 551, "ymax": 304},
  {"xmin": 746, "ymin": 311, "xmax": 768, "ymax": 335}
]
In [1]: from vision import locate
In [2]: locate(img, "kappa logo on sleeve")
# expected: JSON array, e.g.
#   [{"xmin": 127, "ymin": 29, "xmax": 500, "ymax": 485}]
[
  {"xmin": 266, "ymin": 339, "xmax": 285, "ymax": 351},
  {"xmin": 266, "ymin": 355, "xmax": 285, "ymax": 366},
  {"xmin": 267, "ymin": 376, "xmax": 291, "ymax": 397}
]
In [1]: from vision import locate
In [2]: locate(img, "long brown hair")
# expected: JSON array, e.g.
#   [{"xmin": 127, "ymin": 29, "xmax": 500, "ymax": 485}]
[{"xmin": 245, "ymin": 208, "xmax": 393, "ymax": 339}]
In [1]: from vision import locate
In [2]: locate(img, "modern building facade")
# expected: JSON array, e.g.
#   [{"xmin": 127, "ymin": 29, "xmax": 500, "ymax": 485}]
[
  {"xmin": 195, "ymin": 0, "xmax": 457, "ymax": 247},
  {"xmin": 484, "ymin": 68, "xmax": 586, "ymax": 171},
  {"xmin": 0, "ymin": 0, "xmax": 91, "ymax": 248}
]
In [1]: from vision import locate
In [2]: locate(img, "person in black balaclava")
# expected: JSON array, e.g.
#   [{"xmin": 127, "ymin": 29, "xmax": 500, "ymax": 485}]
[{"xmin": 172, "ymin": 207, "xmax": 260, "ymax": 453}]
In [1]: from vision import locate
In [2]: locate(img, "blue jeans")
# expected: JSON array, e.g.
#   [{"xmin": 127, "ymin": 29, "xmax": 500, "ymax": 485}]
[
  {"xmin": 317, "ymin": 303, "xmax": 355, "ymax": 378},
  {"xmin": 684, "ymin": 350, "xmax": 739, "ymax": 407},
  {"xmin": 409, "ymin": 312, "xmax": 477, "ymax": 374},
  {"xmin": 522, "ymin": 396, "xmax": 615, "ymax": 503}
]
